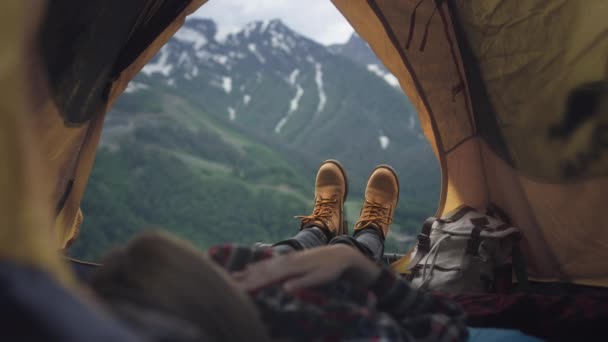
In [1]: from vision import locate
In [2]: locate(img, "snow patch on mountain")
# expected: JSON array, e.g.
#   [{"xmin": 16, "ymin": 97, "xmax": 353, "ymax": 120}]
[
  {"xmin": 178, "ymin": 52, "xmax": 190, "ymax": 65},
  {"xmin": 142, "ymin": 46, "xmax": 172, "ymax": 76},
  {"xmin": 367, "ymin": 64, "xmax": 384, "ymax": 77},
  {"xmin": 125, "ymin": 82, "xmax": 148, "ymax": 93},
  {"xmin": 174, "ymin": 27, "xmax": 208, "ymax": 50},
  {"xmin": 367, "ymin": 64, "xmax": 399, "ymax": 88},
  {"xmin": 222, "ymin": 76, "xmax": 232, "ymax": 93},
  {"xmin": 248, "ymin": 43, "xmax": 266, "ymax": 63},
  {"xmin": 228, "ymin": 107, "xmax": 236, "ymax": 121},
  {"xmin": 243, "ymin": 21, "xmax": 266, "ymax": 38},
  {"xmin": 384, "ymin": 74, "xmax": 399, "ymax": 87},
  {"xmin": 229, "ymin": 51, "xmax": 246, "ymax": 59},
  {"xmin": 260, "ymin": 20, "xmax": 271, "ymax": 33},
  {"xmin": 214, "ymin": 55, "xmax": 229, "ymax": 65},
  {"xmin": 275, "ymin": 84, "xmax": 304, "ymax": 134},
  {"xmin": 177, "ymin": 52, "xmax": 200, "ymax": 80},
  {"xmin": 408, "ymin": 115, "xmax": 416, "ymax": 130},
  {"xmin": 184, "ymin": 65, "xmax": 199, "ymax": 80},
  {"xmin": 270, "ymin": 30, "xmax": 292, "ymax": 54},
  {"xmin": 290, "ymin": 85, "xmax": 304, "ymax": 113},
  {"xmin": 195, "ymin": 49, "xmax": 211, "ymax": 60},
  {"xmin": 274, "ymin": 118, "xmax": 288, "ymax": 134},
  {"xmin": 288, "ymin": 69, "xmax": 299, "ymax": 86},
  {"xmin": 242, "ymin": 22, "xmax": 255, "ymax": 38},
  {"xmin": 379, "ymin": 135, "xmax": 390, "ymax": 150},
  {"xmin": 314, "ymin": 63, "xmax": 327, "ymax": 115}
]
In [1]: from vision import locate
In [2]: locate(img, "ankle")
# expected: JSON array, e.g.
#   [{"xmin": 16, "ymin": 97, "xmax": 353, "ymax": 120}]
[
  {"xmin": 354, "ymin": 225, "xmax": 385, "ymax": 241},
  {"xmin": 301, "ymin": 226, "xmax": 333, "ymax": 242}
]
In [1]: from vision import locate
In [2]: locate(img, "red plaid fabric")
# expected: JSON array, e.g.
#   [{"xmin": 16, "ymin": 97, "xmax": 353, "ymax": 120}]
[{"xmin": 208, "ymin": 244, "xmax": 468, "ymax": 341}]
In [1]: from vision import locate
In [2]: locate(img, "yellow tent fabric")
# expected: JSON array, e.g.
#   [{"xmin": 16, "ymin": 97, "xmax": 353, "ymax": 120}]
[
  {"xmin": 0, "ymin": 0, "xmax": 74, "ymax": 287},
  {"xmin": 332, "ymin": 0, "xmax": 608, "ymax": 286}
]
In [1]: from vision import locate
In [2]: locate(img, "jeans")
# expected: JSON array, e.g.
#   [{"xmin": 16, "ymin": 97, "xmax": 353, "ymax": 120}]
[{"xmin": 272, "ymin": 227, "xmax": 384, "ymax": 261}]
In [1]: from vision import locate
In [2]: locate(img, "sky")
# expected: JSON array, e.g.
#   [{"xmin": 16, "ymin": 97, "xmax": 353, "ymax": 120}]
[{"xmin": 192, "ymin": 0, "xmax": 354, "ymax": 45}]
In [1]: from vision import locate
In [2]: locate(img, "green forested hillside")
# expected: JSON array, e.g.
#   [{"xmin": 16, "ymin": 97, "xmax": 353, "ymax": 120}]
[
  {"xmin": 70, "ymin": 144, "xmax": 311, "ymax": 260},
  {"xmin": 70, "ymin": 87, "xmax": 432, "ymax": 261}
]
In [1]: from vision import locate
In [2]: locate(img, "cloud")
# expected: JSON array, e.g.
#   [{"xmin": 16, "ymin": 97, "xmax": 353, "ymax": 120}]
[{"xmin": 191, "ymin": 0, "xmax": 354, "ymax": 45}]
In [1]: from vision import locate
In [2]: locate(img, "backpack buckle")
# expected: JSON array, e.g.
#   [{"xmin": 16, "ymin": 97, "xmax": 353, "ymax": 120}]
[
  {"xmin": 417, "ymin": 233, "xmax": 431, "ymax": 252},
  {"xmin": 466, "ymin": 226, "xmax": 483, "ymax": 256}
]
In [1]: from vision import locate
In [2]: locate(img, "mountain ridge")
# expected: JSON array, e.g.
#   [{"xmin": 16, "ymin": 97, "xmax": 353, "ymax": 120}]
[{"xmin": 130, "ymin": 17, "xmax": 437, "ymax": 194}]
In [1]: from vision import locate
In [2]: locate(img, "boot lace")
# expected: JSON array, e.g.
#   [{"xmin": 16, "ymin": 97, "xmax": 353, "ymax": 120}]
[
  {"xmin": 355, "ymin": 200, "xmax": 392, "ymax": 230},
  {"xmin": 295, "ymin": 196, "xmax": 337, "ymax": 228}
]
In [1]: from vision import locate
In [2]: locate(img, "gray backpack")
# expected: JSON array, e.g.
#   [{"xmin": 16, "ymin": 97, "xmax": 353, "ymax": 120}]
[{"xmin": 405, "ymin": 205, "xmax": 528, "ymax": 293}]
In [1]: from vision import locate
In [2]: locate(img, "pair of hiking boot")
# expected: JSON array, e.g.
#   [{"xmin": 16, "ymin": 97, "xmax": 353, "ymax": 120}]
[{"xmin": 296, "ymin": 160, "xmax": 399, "ymax": 239}]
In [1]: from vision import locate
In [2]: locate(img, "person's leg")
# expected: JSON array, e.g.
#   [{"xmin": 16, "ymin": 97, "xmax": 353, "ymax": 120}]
[
  {"xmin": 272, "ymin": 227, "xmax": 329, "ymax": 254},
  {"xmin": 329, "ymin": 227, "xmax": 384, "ymax": 260},
  {"xmin": 271, "ymin": 160, "xmax": 348, "ymax": 254},
  {"xmin": 273, "ymin": 225, "xmax": 384, "ymax": 258}
]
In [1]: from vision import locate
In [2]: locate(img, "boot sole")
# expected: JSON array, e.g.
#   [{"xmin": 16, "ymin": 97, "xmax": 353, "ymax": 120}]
[{"xmin": 321, "ymin": 159, "xmax": 348, "ymax": 235}]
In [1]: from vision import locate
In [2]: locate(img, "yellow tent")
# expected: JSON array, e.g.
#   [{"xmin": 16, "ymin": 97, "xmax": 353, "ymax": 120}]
[{"xmin": 13, "ymin": 0, "xmax": 608, "ymax": 287}]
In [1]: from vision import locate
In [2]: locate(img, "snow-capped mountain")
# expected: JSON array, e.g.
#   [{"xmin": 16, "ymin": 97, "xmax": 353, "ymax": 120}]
[{"xmin": 115, "ymin": 18, "xmax": 439, "ymax": 197}]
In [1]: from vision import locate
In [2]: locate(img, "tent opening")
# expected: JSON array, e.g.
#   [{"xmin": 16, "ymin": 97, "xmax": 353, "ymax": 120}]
[{"xmin": 67, "ymin": 0, "xmax": 440, "ymax": 262}]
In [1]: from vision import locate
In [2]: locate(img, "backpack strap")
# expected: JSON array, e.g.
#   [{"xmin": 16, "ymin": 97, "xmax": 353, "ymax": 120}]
[
  {"xmin": 465, "ymin": 225, "xmax": 483, "ymax": 256},
  {"xmin": 405, "ymin": 217, "xmax": 435, "ymax": 271},
  {"xmin": 487, "ymin": 204, "xmax": 530, "ymax": 292},
  {"xmin": 512, "ymin": 242, "xmax": 530, "ymax": 292}
]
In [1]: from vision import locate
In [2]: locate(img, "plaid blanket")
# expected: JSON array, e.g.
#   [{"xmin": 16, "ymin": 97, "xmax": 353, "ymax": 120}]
[{"xmin": 209, "ymin": 244, "xmax": 467, "ymax": 341}]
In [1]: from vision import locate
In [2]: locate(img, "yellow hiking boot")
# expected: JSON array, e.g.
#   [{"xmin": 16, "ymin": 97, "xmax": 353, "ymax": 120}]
[
  {"xmin": 296, "ymin": 160, "xmax": 348, "ymax": 236},
  {"xmin": 354, "ymin": 165, "xmax": 399, "ymax": 238}
]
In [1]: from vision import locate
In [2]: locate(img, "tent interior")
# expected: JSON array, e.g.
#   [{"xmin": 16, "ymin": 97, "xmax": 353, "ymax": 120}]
[{"xmin": 1, "ymin": 0, "xmax": 607, "ymax": 339}]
